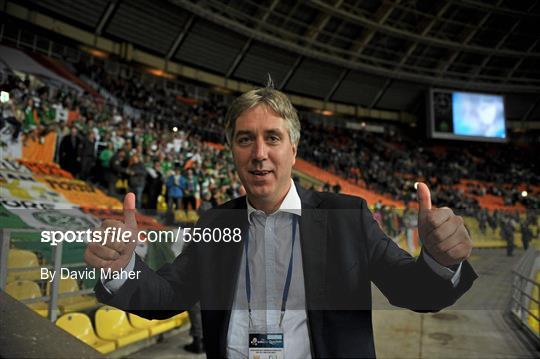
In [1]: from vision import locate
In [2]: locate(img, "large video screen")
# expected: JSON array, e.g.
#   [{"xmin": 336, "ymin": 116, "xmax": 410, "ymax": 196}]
[{"xmin": 428, "ymin": 88, "xmax": 507, "ymax": 142}]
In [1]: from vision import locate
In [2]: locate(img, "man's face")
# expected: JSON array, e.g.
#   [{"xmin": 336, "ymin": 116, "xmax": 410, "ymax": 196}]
[{"xmin": 232, "ymin": 105, "xmax": 296, "ymax": 207}]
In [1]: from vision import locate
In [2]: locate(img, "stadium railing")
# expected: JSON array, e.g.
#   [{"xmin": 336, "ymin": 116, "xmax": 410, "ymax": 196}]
[
  {"xmin": 509, "ymin": 247, "xmax": 540, "ymax": 345},
  {"xmin": 0, "ymin": 228, "xmax": 93, "ymax": 322}
]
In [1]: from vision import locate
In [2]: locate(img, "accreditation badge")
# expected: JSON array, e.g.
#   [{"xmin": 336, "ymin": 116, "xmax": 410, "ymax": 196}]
[{"xmin": 248, "ymin": 326, "xmax": 284, "ymax": 359}]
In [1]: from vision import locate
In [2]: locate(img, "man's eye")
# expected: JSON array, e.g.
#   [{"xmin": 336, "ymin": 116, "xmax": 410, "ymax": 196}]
[
  {"xmin": 268, "ymin": 136, "xmax": 280, "ymax": 143},
  {"xmin": 237, "ymin": 137, "xmax": 251, "ymax": 145}
]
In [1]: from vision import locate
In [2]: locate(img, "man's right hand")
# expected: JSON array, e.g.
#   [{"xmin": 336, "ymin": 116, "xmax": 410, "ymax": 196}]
[{"xmin": 84, "ymin": 193, "xmax": 139, "ymax": 272}]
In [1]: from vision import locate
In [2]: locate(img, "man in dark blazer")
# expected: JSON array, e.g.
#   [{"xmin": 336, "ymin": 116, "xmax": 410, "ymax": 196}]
[{"xmin": 86, "ymin": 87, "xmax": 477, "ymax": 358}]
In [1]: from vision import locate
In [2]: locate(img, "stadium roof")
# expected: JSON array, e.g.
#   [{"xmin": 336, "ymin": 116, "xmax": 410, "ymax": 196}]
[{"xmin": 22, "ymin": 0, "xmax": 540, "ymax": 121}]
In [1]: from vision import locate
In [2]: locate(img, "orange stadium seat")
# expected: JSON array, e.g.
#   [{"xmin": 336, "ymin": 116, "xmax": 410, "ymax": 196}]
[
  {"xmin": 95, "ymin": 306, "xmax": 148, "ymax": 347},
  {"xmin": 56, "ymin": 313, "xmax": 116, "ymax": 354},
  {"xmin": 5, "ymin": 280, "xmax": 49, "ymax": 317}
]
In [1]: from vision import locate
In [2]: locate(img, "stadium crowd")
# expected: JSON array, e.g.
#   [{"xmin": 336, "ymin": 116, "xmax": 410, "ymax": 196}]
[{"xmin": 1, "ymin": 55, "xmax": 538, "ymax": 244}]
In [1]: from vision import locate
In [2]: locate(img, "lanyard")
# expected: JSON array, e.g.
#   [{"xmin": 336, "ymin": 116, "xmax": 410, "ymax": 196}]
[{"xmin": 244, "ymin": 215, "xmax": 298, "ymax": 328}]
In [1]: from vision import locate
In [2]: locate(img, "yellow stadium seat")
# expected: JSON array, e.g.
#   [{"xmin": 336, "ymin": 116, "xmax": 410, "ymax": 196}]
[
  {"xmin": 7, "ymin": 249, "xmax": 41, "ymax": 282},
  {"xmin": 128, "ymin": 313, "xmax": 176, "ymax": 336},
  {"xmin": 95, "ymin": 306, "xmax": 148, "ymax": 347},
  {"xmin": 170, "ymin": 311, "xmax": 189, "ymax": 327},
  {"xmin": 527, "ymin": 271, "xmax": 539, "ymax": 335},
  {"xmin": 56, "ymin": 313, "xmax": 116, "ymax": 354},
  {"xmin": 187, "ymin": 210, "xmax": 199, "ymax": 222},
  {"xmin": 115, "ymin": 179, "xmax": 127, "ymax": 190},
  {"xmin": 46, "ymin": 278, "xmax": 98, "ymax": 312},
  {"xmin": 157, "ymin": 195, "xmax": 167, "ymax": 213},
  {"xmin": 174, "ymin": 210, "xmax": 187, "ymax": 222},
  {"xmin": 5, "ymin": 280, "xmax": 49, "ymax": 317}
]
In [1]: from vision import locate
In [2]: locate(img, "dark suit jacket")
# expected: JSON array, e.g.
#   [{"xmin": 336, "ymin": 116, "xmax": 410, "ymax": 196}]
[{"xmin": 95, "ymin": 185, "xmax": 477, "ymax": 358}]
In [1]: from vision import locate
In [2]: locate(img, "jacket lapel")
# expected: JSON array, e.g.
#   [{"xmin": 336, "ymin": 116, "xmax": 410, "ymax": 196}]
[
  {"xmin": 297, "ymin": 186, "xmax": 327, "ymax": 308},
  {"xmin": 215, "ymin": 198, "xmax": 248, "ymax": 356}
]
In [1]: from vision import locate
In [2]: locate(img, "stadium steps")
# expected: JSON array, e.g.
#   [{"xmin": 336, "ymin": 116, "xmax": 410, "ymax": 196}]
[{"xmin": 294, "ymin": 158, "xmax": 404, "ymax": 207}]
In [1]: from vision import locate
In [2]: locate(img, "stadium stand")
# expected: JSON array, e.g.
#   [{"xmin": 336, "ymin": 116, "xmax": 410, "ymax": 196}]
[{"xmin": 1, "ymin": 1, "xmax": 539, "ymax": 355}]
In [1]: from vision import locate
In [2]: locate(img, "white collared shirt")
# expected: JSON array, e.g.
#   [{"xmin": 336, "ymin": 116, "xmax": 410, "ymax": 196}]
[{"xmin": 226, "ymin": 179, "xmax": 311, "ymax": 358}]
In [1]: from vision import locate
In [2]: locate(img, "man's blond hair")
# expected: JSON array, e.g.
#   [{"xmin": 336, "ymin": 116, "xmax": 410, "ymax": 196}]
[{"xmin": 224, "ymin": 85, "xmax": 301, "ymax": 146}]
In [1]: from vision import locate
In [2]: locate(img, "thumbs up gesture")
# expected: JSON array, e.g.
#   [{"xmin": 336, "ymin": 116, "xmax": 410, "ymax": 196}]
[
  {"xmin": 84, "ymin": 193, "xmax": 139, "ymax": 272},
  {"xmin": 416, "ymin": 182, "xmax": 472, "ymax": 267}
]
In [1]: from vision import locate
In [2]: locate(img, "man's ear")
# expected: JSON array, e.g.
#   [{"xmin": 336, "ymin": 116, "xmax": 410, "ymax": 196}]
[{"xmin": 291, "ymin": 143, "xmax": 297, "ymax": 165}]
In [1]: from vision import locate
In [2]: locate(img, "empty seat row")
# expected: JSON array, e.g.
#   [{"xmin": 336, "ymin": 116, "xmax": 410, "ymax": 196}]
[
  {"xmin": 55, "ymin": 308, "xmax": 189, "ymax": 353},
  {"xmin": 4, "ymin": 278, "xmax": 97, "ymax": 315}
]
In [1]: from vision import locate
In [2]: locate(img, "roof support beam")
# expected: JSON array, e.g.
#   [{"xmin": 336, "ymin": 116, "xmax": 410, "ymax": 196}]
[
  {"xmin": 325, "ymin": 69, "xmax": 348, "ymax": 102},
  {"xmin": 307, "ymin": 0, "xmax": 538, "ymax": 58},
  {"xmin": 95, "ymin": 0, "xmax": 118, "ymax": 36},
  {"xmin": 451, "ymin": 0, "xmax": 540, "ymax": 18},
  {"xmin": 279, "ymin": 56, "xmax": 302, "ymax": 90},
  {"xmin": 225, "ymin": 0, "xmax": 280, "ymax": 78},
  {"xmin": 166, "ymin": 13, "xmax": 194, "ymax": 60},
  {"xmin": 521, "ymin": 95, "xmax": 540, "ymax": 122},
  {"xmin": 437, "ymin": 0, "xmax": 503, "ymax": 75},
  {"xmin": 505, "ymin": 39, "xmax": 538, "ymax": 81},
  {"xmin": 304, "ymin": 0, "xmax": 343, "ymax": 41},
  {"xmin": 349, "ymin": 0, "xmax": 401, "ymax": 55},
  {"xmin": 468, "ymin": 0, "xmax": 536, "ymax": 81},
  {"xmin": 226, "ymin": 38, "xmax": 252, "ymax": 78},
  {"xmin": 397, "ymin": 2, "xmax": 451, "ymax": 68},
  {"xmin": 170, "ymin": 0, "xmax": 540, "ymax": 92},
  {"xmin": 370, "ymin": 78, "xmax": 392, "ymax": 109},
  {"xmin": 469, "ymin": 20, "xmax": 520, "ymax": 80}
]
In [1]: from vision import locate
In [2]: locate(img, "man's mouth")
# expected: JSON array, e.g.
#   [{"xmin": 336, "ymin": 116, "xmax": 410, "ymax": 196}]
[{"xmin": 249, "ymin": 170, "xmax": 272, "ymax": 177}]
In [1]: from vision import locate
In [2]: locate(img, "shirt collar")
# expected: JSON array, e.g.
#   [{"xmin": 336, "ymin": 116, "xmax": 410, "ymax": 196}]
[{"xmin": 246, "ymin": 179, "xmax": 302, "ymax": 223}]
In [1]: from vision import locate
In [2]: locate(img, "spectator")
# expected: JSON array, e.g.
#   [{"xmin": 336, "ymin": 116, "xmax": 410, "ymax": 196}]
[
  {"xmin": 59, "ymin": 126, "xmax": 81, "ymax": 176},
  {"xmin": 182, "ymin": 168, "xmax": 199, "ymax": 214},
  {"xmin": 79, "ymin": 131, "xmax": 97, "ymax": 180},
  {"xmin": 22, "ymin": 97, "xmax": 37, "ymax": 141},
  {"xmin": 110, "ymin": 149, "xmax": 128, "ymax": 195},
  {"xmin": 1, "ymin": 98, "xmax": 23, "ymax": 142},
  {"xmin": 520, "ymin": 220, "xmax": 532, "ymax": 251},
  {"xmin": 99, "ymin": 142, "xmax": 115, "ymax": 190},
  {"xmin": 127, "ymin": 154, "xmax": 146, "ymax": 209},
  {"xmin": 146, "ymin": 161, "xmax": 164, "ymax": 210},
  {"xmin": 166, "ymin": 167, "xmax": 185, "ymax": 213}
]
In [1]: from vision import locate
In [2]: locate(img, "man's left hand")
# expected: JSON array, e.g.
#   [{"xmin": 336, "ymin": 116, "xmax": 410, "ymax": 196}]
[{"xmin": 417, "ymin": 182, "xmax": 473, "ymax": 267}]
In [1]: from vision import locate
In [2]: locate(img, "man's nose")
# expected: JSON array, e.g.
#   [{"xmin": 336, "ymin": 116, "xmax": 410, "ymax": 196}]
[{"xmin": 251, "ymin": 138, "xmax": 268, "ymax": 161}]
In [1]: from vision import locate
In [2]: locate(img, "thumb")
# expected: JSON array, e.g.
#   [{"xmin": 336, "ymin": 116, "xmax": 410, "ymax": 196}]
[
  {"xmin": 416, "ymin": 182, "xmax": 432, "ymax": 213},
  {"xmin": 123, "ymin": 192, "xmax": 138, "ymax": 229}
]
